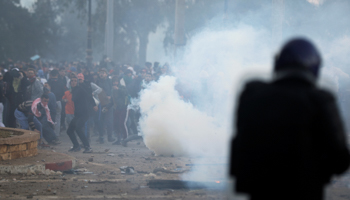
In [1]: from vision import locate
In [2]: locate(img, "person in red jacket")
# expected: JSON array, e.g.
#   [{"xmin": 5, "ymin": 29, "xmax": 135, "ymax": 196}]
[{"xmin": 62, "ymin": 78, "xmax": 75, "ymax": 126}]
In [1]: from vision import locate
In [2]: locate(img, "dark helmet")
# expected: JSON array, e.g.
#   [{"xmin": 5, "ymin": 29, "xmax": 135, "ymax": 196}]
[{"xmin": 274, "ymin": 38, "xmax": 322, "ymax": 78}]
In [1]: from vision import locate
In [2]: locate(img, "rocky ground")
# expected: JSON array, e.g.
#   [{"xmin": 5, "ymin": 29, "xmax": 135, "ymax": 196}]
[
  {"xmin": 0, "ymin": 131, "xmax": 349, "ymax": 200},
  {"xmin": 0, "ymin": 131, "xmax": 230, "ymax": 200}
]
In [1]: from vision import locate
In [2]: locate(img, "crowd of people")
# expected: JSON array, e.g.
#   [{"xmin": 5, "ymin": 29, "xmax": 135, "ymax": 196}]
[{"xmin": 0, "ymin": 58, "xmax": 170, "ymax": 153}]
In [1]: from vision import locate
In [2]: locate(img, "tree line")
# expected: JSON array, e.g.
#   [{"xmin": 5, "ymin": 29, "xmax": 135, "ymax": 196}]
[{"xmin": 0, "ymin": 0, "xmax": 347, "ymax": 65}]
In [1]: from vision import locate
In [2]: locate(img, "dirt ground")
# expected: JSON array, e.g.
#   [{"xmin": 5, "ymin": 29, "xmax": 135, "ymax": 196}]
[{"xmin": 0, "ymin": 131, "xmax": 349, "ymax": 200}]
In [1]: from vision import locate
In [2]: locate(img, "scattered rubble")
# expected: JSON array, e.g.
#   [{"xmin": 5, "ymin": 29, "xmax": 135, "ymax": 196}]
[
  {"xmin": 88, "ymin": 179, "xmax": 126, "ymax": 183},
  {"xmin": 136, "ymin": 170, "xmax": 149, "ymax": 174},
  {"xmin": 120, "ymin": 166, "xmax": 135, "ymax": 174},
  {"xmin": 144, "ymin": 173, "xmax": 157, "ymax": 178},
  {"xmin": 153, "ymin": 167, "xmax": 188, "ymax": 174},
  {"xmin": 143, "ymin": 157, "xmax": 156, "ymax": 161}
]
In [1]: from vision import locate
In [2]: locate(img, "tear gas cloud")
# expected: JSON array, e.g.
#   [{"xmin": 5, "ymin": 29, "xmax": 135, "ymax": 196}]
[
  {"xmin": 135, "ymin": 0, "xmax": 350, "ymax": 187},
  {"xmin": 138, "ymin": 24, "xmax": 272, "ymax": 156}
]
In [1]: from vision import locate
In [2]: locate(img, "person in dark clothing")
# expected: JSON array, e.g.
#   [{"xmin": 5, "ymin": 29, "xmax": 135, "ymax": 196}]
[
  {"xmin": 119, "ymin": 71, "xmax": 151, "ymax": 147},
  {"xmin": 230, "ymin": 38, "xmax": 350, "ymax": 200},
  {"xmin": 111, "ymin": 76, "xmax": 129, "ymax": 145},
  {"xmin": 48, "ymin": 69, "xmax": 66, "ymax": 136},
  {"xmin": 77, "ymin": 73, "xmax": 93, "ymax": 95},
  {"xmin": 129, "ymin": 68, "xmax": 146, "ymax": 99},
  {"xmin": 124, "ymin": 69, "xmax": 146, "ymax": 137},
  {"xmin": 67, "ymin": 77, "xmax": 97, "ymax": 153},
  {"xmin": 3, "ymin": 68, "xmax": 29, "ymax": 128},
  {"xmin": 95, "ymin": 68, "xmax": 115, "ymax": 143},
  {"xmin": 58, "ymin": 67, "xmax": 69, "ymax": 86},
  {"xmin": 77, "ymin": 73, "xmax": 99, "ymax": 141}
]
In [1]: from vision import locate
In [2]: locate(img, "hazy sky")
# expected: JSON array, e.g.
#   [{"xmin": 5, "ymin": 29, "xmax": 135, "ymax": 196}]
[
  {"xmin": 20, "ymin": 0, "xmax": 323, "ymax": 10},
  {"xmin": 307, "ymin": 0, "xmax": 325, "ymax": 6}
]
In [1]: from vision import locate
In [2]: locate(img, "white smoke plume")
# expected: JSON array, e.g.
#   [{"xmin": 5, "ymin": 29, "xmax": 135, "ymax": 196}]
[
  {"xmin": 139, "ymin": 25, "xmax": 273, "ymax": 156},
  {"xmin": 139, "ymin": 75, "xmax": 228, "ymax": 157},
  {"xmin": 137, "ymin": 24, "xmax": 273, "ymax": 187},
  {"xmin": 135, "ymin": 1, "xmax": 350, "ymax": 196}
]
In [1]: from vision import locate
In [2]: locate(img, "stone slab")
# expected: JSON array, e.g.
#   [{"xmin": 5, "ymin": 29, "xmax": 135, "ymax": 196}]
[
  {"xmin": 9, "ymin": 148, "xmax": 38, "ymax": 160},
  {"xmin": 0, "ymin": 148, "xmax": 38, "ymax": 161},
  {"xmin": 27, "ymin": 141, "xmax": 38, "ymax": 149},
  {"xmin": 8, "ymin": 143, "xmax": 27, "ymax": 153},
  {"xmin": 0, "ymin": 153, "xmax": 10, "ymax": 161},
  {"xmin": 0, "ymin": 145, "xmax": 7, "ymax": 154},
  {"xmin": 45, "ymin": 160, "xmax": 74, "ymax": 171},
  {"xmin": 8, "ymin": 144, "xmax": 19, "ymax": 153}
]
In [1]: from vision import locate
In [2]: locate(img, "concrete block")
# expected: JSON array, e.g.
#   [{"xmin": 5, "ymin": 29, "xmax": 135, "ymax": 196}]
[
  {"xmin": 8, "ymin": 144, "xmax": 19, "ymax": 152},
  {"xmin": 46, "ymin": 160, "xmax": 73, "ymax": 171},
  {"xmin": 9, "ymin": 148, "xmax": 38, "ymax": 160},
  {"xmin": 27, "ymin": 141, "xmax": 38, "ymax": 149},
  {"xmin": 9, "ymin": 144, "xmax": 27, "ymax": 152},
  {"xmin": 0, "ymin": 145, "xmax": 7, "ymax": 154},
  {"xmin": 18, "ymin": 143, "xmax": 27, "ymax": 151},
  {"xmin": 0, "ymin": 153, "xmax": 10, "ymax": 161},
  {"xmin": 27, "ymin": 148, "xmax": 38, "ymax": 156},
  {"xmin": 9, "ymin": 151, "xmax": 21, "ymax": 160}
]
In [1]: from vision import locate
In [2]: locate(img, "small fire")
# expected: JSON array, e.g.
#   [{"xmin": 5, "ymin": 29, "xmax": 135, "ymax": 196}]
[{"xmin": 215, "ymin": 181, "xmax": 220, "ymax": 183}]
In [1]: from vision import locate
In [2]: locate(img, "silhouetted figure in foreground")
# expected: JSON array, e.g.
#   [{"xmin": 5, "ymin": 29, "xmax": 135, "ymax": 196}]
[{"xmin": 230, "ymin": 38, "xmax": 350, "ymax": 200}]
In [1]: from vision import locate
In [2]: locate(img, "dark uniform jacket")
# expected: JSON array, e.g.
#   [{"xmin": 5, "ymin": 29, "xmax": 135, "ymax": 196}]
[
  {"xmin": 71, "ymin": 85, "xmax": 95, "ymax": 117},
  {"xmin": 230, "ymin": 71, "xmax": 350, "ymax": 194}
]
